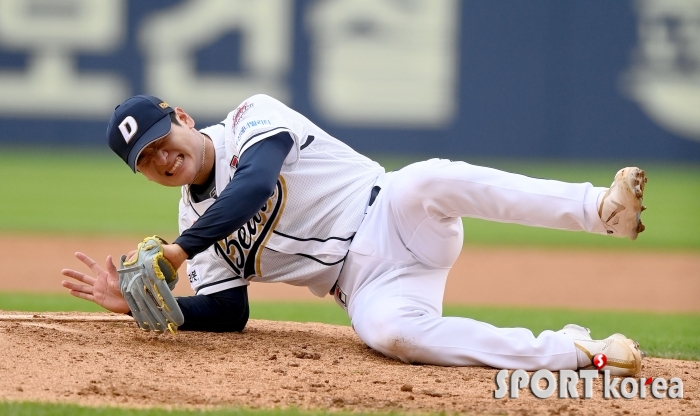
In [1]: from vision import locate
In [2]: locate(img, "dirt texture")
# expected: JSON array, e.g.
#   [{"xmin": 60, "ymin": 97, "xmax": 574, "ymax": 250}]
[
  {"xmin": 0, "ymin": 313, "xmax": 697, "ymax": 415},
  {"xmin": 0, "ymin": 234, "xmax": 698, "ymax": 414}
]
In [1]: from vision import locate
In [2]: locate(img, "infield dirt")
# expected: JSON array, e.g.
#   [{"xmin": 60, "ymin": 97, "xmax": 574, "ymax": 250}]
[
  {"xmin": 0, "ymin": 313, "xmax": 697, "ymax": 415},
  {"xmin": 0, "ymin": 234, "xmax": 698, "ymax": 414}
]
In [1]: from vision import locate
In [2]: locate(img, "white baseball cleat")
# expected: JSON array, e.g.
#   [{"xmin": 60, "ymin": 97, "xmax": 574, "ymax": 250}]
[
  {"xmin": 574, "ymin": 334, "xmax": 643, "ymax": 377},
  {"xmin": 607, "ymin": 332, "xmax": 648, "ymax": 359},
  {"xmin": 598, "ymin": 167, "xmax": 647, "ymax": 240}
]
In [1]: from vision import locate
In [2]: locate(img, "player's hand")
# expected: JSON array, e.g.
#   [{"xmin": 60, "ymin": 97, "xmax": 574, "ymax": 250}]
[
  {"xmin": 61, "ymin": 252, "xmax": 130, "ymax": 314},
  {"xmin": 124, "ymin": 243, "xmax": 185, "ymax": 270},
  {"xmin": 162, "ymin": 243, "xmax": 188, "ymax": 270}
]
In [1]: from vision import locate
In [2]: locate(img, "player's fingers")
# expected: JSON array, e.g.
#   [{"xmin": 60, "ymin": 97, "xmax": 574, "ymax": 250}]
[
  {"xmin": 106, "ymin": 255, "xmax": 118, "ymax": 275},
  {"xmin": 75, "ymin": 252, "xmax": 98, "ymax": 268},
  {"xmin": 62, "ymin": 280, "xmax": 93, "ymax": 295},
  {"xmin": 75, "ymin": 252, "xmax": 105, "ymax": 275},
  {"xmin": 68, "ymin": 289, "xmax": 94, "ymax": 303},
  {"xmin": 61, "ymin": 268, "xmax": 96, "ymax": 285}
]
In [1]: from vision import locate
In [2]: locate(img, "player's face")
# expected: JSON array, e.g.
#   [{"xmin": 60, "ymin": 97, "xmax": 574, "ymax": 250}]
[{"xmin": 136, "ymin": 108, "xmax": 206, "ymax": 186}]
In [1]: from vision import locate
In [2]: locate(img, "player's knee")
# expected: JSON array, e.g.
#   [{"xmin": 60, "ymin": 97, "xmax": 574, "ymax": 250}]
[
  {"xmin": 354, "ymin": 313, "xmax": 423, "ymax": 363},
  {"xmin": 391, "ymin": 159, "xmax": 465, "ymax": 202}
]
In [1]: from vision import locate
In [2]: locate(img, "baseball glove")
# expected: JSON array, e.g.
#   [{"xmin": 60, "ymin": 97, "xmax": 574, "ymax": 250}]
[{"xmin": 118, "ymin": 236, "xmax": 184, "ymax": 334}]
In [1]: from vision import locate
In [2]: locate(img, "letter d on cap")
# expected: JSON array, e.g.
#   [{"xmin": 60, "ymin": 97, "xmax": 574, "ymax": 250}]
[{"xmin": 118, "ymin": 116, "xmax": 138, "ymax": 143}]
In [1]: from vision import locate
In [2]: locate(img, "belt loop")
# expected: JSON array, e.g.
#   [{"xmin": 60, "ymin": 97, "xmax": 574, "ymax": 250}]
[{"xmin": 333, "ymin": 284, "xmax": 348, "ymax": 309}]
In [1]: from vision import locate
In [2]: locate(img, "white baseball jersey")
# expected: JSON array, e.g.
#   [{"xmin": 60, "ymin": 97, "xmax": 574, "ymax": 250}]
[
  {"xmin": 180, "ymin": 94, "xmax": 384, "ymax": 296},
  {"xmin": 176, "ymin": 94, "xmax": 635, "ymax": 373}
]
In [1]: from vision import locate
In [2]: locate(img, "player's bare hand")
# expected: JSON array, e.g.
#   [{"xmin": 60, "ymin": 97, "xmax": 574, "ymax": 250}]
[{"xmin": 61, "ymin": 252, "xmax": 130, "ymax": 314}]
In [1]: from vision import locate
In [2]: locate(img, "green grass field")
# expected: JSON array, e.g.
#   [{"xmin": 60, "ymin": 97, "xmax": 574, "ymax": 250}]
[
  {"xmin": 1, "ymin": 148, "xmax": 698, "ymax": 415},
  {"xmin": 1, "ymin": 148, "xmax": 699, "ymax": 250}
]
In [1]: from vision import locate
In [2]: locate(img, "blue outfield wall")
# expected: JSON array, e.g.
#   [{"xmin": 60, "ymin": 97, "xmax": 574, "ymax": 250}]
[{"xmin": 0, "ymin": 0, "xmax": 699, "ymax": 161}]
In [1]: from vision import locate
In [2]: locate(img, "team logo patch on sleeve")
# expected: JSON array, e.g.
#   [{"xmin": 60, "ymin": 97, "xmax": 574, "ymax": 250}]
[
  {"xmin": 230, "ymin": 155, "xmax": 239, "ymax": 168},
  {"xmin": 231, "ymin": 102, "xmax": 254, "ymax": 130}
]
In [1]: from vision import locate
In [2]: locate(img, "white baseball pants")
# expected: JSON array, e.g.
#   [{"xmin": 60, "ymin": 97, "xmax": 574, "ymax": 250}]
[{"xmin": 336, "ymin": 158, "xmax": 608, "ymax": 370}]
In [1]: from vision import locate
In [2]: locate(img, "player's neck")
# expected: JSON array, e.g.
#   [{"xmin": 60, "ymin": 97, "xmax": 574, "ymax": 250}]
[
  {"xmin": 191, "ymin": 133, "xmax": 215, "ymax": 186},
  {"xmin": 189, "ymin": 159, "xmax": 216, "ymax": 202}
]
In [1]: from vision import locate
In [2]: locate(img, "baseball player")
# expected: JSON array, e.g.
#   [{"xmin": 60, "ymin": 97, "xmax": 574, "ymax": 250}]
[{"xmin": 62, "ymin": 94, "xmax": 647, "ymax": 375}]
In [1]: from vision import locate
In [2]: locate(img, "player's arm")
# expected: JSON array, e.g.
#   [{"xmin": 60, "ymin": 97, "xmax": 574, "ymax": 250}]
[
  {"xmin": 176, "ymin": 286, "xmax": 249, "ymax": 332},
  {"xmin": 61, "ymin": 252, "xmax": 249, "ymax": 332},
  {"xmin": 167, "ymin": 132, "xmax": 294, "ymax": 265}
]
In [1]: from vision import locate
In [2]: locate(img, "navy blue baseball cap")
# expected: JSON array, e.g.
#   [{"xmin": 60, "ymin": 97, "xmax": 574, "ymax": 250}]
[{"xmin": 107, "ymin": 95, "xmax": 175, "ymax": 172}]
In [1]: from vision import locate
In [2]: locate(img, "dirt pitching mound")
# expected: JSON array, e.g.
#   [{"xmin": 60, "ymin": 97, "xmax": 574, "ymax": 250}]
[{"xmin": 0, "ymin": 312, "xmax": 696, "ymax": 415}]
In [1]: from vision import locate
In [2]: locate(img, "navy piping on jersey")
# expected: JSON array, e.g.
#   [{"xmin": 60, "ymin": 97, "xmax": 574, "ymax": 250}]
[
  {"xmin": 194, "ymin": 276, "xmax": 243, "ymax": 294},
  {"xmin": 300, "ymin": 135, "xmax": 314, "ymax": 150},
  {"xmin": 265, "ymin": 247, "xmax": 347, "ymax": 266},
  {"xmin": 174, "ymin": 132, "xmax": 294, "ymax": 258},
  {"xmin": 272, "ymin": 230, "xmax": 354, "ymax": 242},
  {"xmin": 238, "ymin": 127, "xmax": 289, "ymax": 153},
  {"xmin": 294, "ymin": 253, "xmax": 347, "ymax": 266}
]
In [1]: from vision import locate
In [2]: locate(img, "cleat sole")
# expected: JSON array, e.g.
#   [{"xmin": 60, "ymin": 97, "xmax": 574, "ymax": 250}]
[
  {"xmin": 600, "ymin": 167, "xmax": 648, "ymax": 240},
  {"xmin": 627, "ymin": 168, "xmax": 646, "ymax": 240}
]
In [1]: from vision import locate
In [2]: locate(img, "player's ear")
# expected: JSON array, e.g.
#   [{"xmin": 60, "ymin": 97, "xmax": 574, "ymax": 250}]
[{"xmin": 174, "ymin": 107, "xmax": 195, "ymax": 128}]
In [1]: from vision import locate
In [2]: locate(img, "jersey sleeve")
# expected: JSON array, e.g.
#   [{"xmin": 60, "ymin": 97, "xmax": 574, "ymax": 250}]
[
  {"xmin": 227, "ymin": 94, "xmax": 302, "ymax": 168},
  {"xmin": 174, "ymin": 133, "xmax": 293, "ymax": 259},
  {"xmin": 178, "ymin": 196, "xmax": 249, "ymax": 295}
]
